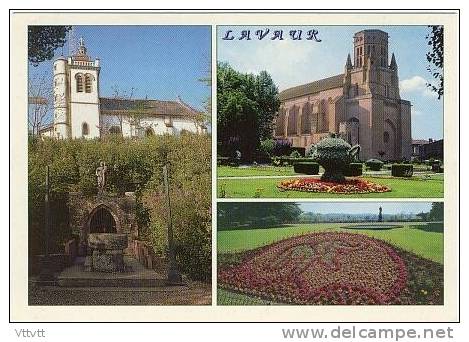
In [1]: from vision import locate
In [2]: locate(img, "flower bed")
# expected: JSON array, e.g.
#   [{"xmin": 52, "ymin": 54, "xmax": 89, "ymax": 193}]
[
  {"xmin": 218, "ymin": 232, "xmax": 407, "ymax": 305},
  {"xmin": 278, "ymin": 178, "xmax": 391, "ymax": 194}
]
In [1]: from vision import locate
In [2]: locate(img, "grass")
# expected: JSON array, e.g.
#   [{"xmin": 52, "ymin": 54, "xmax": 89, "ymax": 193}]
[
  {"xmin": 217, "ymin": 165, "xmax": 297, "ymax": 177},
  {"xmin": 217, "ymin": 222, "xmax": 444, "ymax": 264},
  {"xmin": 217, "ymin": 175, "xmax": 444, "ymax": 198}
]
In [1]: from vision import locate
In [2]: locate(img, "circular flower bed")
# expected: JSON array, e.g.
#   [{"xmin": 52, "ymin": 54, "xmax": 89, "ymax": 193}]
[
  {"xmin": 218, "ymin": 232, "xmax": 407, "ymax": 305},
  {"xmin": 278, "ymin": 178, "xmax": 391, "ymax": 194}
]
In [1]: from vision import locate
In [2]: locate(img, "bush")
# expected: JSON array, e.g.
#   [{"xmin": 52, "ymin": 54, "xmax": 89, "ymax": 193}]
[
  {"xmin": 366, "ymin": 159, "xmax": 384, "ymax": 171},
  {"xmin": 290, "ymin": 150, "xmax": 302, "ymax": 159},
  {"xmin": 272, "ymin": 139, "xmax": 292, "ymax": 156},
  {"xmin": 431, "ymin": 161, "xmax": 443, "ymax": 173},
  {"xmin": 344, "ymin": 163, "xmax": 363, "ymax": 177},
  {"xmin": 259, "ymin": 139, "xmax": 275, "ymax": 157},
  {"xmin": 391, "ymin": 164, "xmax": 414, "ymax": 177},
  {"xmin": 217, "ymin": 156, "xmax": 230, "ymax": 166},
  {"xmin": 294, "ymin": 162, "xmax": 320, "ymax": 175}
]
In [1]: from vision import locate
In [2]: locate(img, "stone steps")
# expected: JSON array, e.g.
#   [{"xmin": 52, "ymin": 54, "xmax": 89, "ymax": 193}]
[{"xmin": 56, "ymin": 256, "xmax": 174, "ymax": 288}]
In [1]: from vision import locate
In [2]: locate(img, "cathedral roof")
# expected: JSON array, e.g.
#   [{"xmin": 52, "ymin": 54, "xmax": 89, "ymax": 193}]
[
  {"xmin": 278, "ymin": 74, "xmax": 344, "ymax": 101},
  {"xmin": 99, "ymin": 97, "xmax": 202, "ymax": 119}
]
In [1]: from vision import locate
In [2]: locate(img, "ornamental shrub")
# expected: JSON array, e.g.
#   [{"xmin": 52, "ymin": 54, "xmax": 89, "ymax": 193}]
[
  {"xmin": 290, "ymin": 150, "xmax": 301, "ymax": 159},
  {"xmin": 365, "ymin": 159, "xmax": 384, "ymax": 171},
  {"xmin": 293, "ymin": 162, "xmax": 320, "ymax": 175},
  {"xmin": 344, "ymin": 163, "xmax": 363, "ymax": 177},
  {"xmin": 391, "ymin": 164, "xmax": 414, "ymax": 177},
  {"xmin": 272, "ymin": 139, "xmax": 292, "ymax": 156}
]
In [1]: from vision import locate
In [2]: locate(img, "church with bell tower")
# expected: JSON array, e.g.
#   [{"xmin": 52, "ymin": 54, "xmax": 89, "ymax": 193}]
[
  {"xmin": 274, "ymin": 29, "xmax": 412, "ymax": 161},
  {"xmin": 44, "ymin": 37, "xmax": 206, "ymax": 139}
]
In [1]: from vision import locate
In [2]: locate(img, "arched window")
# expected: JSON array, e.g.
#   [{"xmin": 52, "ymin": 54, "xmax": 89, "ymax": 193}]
[
  {"xmin": 109, "ymin": 126, "xmax": 121, "ymax": 135},
  {"xmin": 76, "ymin": 74, "xmax": 84, "ymax": 93},
  {"xmin": 82, "ymin": 122, "xmax": 89, "ymax": 136},
  {"xmin": 85, "ymin": 74, "xmax": 93, "ymax": 93},
  {"xmin": 383, "ymin": 131, "xmax": 390, "ymax": 143}
]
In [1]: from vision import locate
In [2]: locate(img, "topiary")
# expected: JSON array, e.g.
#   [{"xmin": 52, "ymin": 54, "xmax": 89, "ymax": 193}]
[
  {"xmin": 312, "ymin": 133, "xmax": 360, "ymax": 183},
  {"xmin": 365, "ymin": 159, "xmax": 384, "ymax": 171}
]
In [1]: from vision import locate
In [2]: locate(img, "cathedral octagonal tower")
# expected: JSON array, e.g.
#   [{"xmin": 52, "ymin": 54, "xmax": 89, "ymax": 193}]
[{"xmin": 53, "ymin": 37, "xmax": 101, "ymax": 139}]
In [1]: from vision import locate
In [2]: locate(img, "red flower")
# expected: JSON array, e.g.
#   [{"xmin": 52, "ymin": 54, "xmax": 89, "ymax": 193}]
[
  {"xmin": 277, "ymin": 178, "xmax": 391, "ymax": 194},
  {"xmin": 218, "ymin": 232, "xmax": 407, "ymax": 305}
]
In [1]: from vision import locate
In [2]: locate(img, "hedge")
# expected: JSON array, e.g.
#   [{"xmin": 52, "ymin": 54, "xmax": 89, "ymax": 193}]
[
  {"xmin": 365, "ymin": 159, "xmax": 384, "ymax": 171},
  {"xmin": 391, "ymin": 164, "xmax": 414, "ymax": 177},
  {"xmin": 293, "ymin": 162, "xmax": 320, "ymax": 175},
  {"xmin": 272, "ymin": 156, "xmax": 313, "ymax": 166},
  {"xmin": 344, "ymin": 163, "xmax": 363, "ymax": 177}
]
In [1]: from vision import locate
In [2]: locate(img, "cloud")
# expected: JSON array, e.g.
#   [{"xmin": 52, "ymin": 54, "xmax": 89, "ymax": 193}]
[
  {"xmin": 400, "ymin": 76, "xmax": 437, "ymax": 98},
  {"xmin": 411, "ymin": 108, "xmax": 423, "ymax": 117}
]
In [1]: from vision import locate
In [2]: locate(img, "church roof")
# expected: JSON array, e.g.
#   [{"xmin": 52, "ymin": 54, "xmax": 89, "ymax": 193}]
[
  {"xmin": 99, "ymin": 97, "xmax": 202, "ymax": 119},
  {"xmin": 278, "ymin": 74, "xmax": 344, "ymax": 101}
]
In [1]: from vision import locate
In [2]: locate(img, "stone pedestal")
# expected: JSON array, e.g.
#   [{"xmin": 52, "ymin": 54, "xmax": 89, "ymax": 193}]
[{"xmin": 86, "ymin": 233, "xmax": 128, "ymax": 273}]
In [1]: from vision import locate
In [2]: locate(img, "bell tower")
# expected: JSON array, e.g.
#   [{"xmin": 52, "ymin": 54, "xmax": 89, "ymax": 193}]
[{"xmin": 54, "ymin": 37, "xmax": 101, "ymax": 139}]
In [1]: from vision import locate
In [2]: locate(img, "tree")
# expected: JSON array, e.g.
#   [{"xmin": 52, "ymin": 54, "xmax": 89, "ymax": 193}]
[
  {"xmin": 198, "ymin": 55, "xmax": 212, "ymax": 125},
  {"xmin": 429, "ymin": 202, "xmax": 444, "ymax": 221},
  {"xmin": 218, "ymin": 202, "xmax": 302, "ymax": 230},
  {"xmin": 28, "ymin": 26, "xmax": 72, "ymax": 66},
  {"xmin": 425, "ymin": 25, "xmax": 444, "ymax": 99},
  {"xmin": 217, "ymin": 62, "xmax": 280, "ymax": 159},
  {"xmin": 28, "ymin": 73, "xmax": 54, "ymax": 136}
]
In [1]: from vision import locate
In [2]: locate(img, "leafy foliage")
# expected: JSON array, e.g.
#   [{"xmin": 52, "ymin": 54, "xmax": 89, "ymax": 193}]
[
  {"xmin": 425, "ymin": 25, "xmax": 444, "ymax": 99},
  {"xmin": 218, "ymin": 203, "xmax": 302, "ymax": 230},
  {"xmin": 217, "ymin": 62, "xmax": 280, "ymax": 160},
  {"xmin": 312, "ymin": 134, "xmax": 359, "ymax": 182},
  {"xmin": 28, "ymin": 134, "xmax": 211, "ymax": 281},
  {"xmin": 28, "ymin": 26, "xmax": 72, "ymax": 66}
]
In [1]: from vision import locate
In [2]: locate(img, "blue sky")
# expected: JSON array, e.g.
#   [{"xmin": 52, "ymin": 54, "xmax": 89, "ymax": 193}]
[
  {"xmin": 29, "ymin": 25, "xmax": 211, "ymax": 113},
  {"xmin": 298, "ymin": 202, "xmax": 433, "ymax": 215},
  {"xmin": 218, "ymin": 25, "xmax": 443, "ymax": 140}
]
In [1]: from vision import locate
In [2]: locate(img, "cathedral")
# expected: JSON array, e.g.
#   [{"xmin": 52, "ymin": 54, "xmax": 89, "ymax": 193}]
[
  {"xmin": 40, "ymin": 38, "xmax": 206, "ymax": 139},
  {"xmin": 274, "ymin": 29, "xmax": 412, "ymax": 161}
]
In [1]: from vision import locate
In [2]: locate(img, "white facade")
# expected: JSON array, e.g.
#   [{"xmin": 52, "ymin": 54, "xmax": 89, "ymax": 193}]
[{"xmin": 51, "ymin": 38, "xmax": 204, "ymax": 140}]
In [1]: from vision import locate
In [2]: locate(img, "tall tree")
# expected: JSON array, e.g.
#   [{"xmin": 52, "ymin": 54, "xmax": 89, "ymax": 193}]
[
  {"xmin": 217, "ymin": 62, "xmax": 280, "ymax": 159},
  {"xmin": 425, "ymin": 25, "xmax": 444, "ymax": 99},
  {"xmin": 429, "ymin": 202, "xmax": 444, "ymax": 221},
  {"xmin": 28, "ymin": 26, "xmax": 72, "ymax": 66}
]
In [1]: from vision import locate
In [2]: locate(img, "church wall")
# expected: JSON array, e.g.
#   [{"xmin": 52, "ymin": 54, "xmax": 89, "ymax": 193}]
[
  {"xmin": 70, "ymin": 102, "xmax": 101, "ymax": 139},
  {"xmin": 400, "ymin": 101, "xmax": 412, "ymax": 160},
  {"xmin": 69, "ymin": 68, "xmax": 100, "ymax": 139},
  {"xmin": 109, "ymin": 116, "xmax": 199, "ymax": 137}
]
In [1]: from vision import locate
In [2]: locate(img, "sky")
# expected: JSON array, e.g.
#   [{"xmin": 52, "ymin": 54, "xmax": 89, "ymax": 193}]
[
  {"xmin": 29, "ymin": 25, "xmax": 211, "ymax": 114},
  {"xmin": 218, "ymin": 25, "xmax": 443, "ymax": 140},
  {"xmin": 298, "ymin": 202, "xmax": 433, "ymax": 215}
]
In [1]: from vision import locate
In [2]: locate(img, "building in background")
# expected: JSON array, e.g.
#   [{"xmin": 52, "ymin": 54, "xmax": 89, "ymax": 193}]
[
  {"xmin": 40, "ymin": 38, "xmax": 206, "ymax": 139},
  {"xmin": 274, "ymin": 29, "xmax": 412, "ymax": 161}
]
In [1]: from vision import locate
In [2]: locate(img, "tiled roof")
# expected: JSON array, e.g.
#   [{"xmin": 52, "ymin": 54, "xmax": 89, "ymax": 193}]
[
  {"xmin": 279, "ymin": 74, "xmax": 344, "ymax": 101},
  {"xmin": 99, "ymin": 97, "xmax": 202, "ymax": 118}
]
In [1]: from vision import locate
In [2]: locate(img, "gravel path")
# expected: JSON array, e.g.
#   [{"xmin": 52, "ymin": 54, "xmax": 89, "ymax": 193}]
[{"xmin": 28, "ymin": 281, "xmax": 211, "ymax": 306}]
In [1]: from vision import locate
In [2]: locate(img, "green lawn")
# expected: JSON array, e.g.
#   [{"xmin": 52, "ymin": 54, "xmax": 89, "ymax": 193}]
[
  {"xmin": 217, "ymin": 222, "xmax": 444, "ymax": 264},
  {"xmin": 217, "ymin": 165, "xmax": 297, "ymax": 177},
  {"xmin": 217, "ymin": 175, "xmax": 443, "ymax": 198}
]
